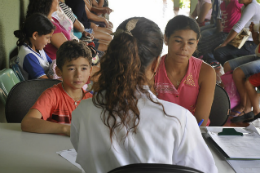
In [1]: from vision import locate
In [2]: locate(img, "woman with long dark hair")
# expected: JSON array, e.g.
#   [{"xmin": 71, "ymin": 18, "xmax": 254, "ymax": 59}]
[{"xmin": 70, "ymin": 17, "xmax": 217, "ymax": 173}]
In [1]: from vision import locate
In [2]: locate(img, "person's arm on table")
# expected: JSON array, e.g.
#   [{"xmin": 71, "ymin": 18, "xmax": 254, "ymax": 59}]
[
  {"xmin": 195, "ymin": 63, "xmax": 216, "ymax": 126},
  {"xmin": 21, "ymin": 109, "xmax": 70, "ymax": 136}
]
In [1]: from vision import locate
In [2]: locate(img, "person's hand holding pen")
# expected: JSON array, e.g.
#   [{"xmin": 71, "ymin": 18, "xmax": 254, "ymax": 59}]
[{"xmin": 198, "ymin": 119, "xmax": 204, "ymax": 127}]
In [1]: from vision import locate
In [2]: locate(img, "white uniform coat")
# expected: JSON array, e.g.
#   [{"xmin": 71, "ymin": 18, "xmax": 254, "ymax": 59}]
[{"xmin": 70, "ymin": 89, "xmax": 218, "ymax": 173}]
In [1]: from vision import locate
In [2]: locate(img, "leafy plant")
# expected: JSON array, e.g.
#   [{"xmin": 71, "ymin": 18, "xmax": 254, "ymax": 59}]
[{"xmin": 179, "ymin": 0, "xmax": 190, "ymax": 9}]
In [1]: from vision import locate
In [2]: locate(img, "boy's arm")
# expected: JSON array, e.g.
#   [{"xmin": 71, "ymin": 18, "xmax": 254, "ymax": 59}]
[{"xmin": 21, "ymin": 109, "xmax": 70, "ymax": 136}]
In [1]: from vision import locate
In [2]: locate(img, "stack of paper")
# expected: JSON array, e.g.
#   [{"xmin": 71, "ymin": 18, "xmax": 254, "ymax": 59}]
[{"xmin": 206, "ymin": 125, "xmax": 260, "ymax": 172}]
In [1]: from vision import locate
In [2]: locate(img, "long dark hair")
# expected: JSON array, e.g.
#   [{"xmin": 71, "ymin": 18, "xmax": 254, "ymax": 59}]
[
  {"xmin": 92, "ymin": 17, "xmax": 166, "ymax": 142},
  {"xmin": 26, "ymin": 0, "xmax": 54, "ymax": 18},
  {"xmin": 14, "ymin": 13, "xmax": 55, "ymax": 46}
]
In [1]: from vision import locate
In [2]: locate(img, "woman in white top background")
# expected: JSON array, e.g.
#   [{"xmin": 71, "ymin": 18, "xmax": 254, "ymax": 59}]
[{"xmin": 70, "ymin": 17, "xmax": 218, "ymax": 173}]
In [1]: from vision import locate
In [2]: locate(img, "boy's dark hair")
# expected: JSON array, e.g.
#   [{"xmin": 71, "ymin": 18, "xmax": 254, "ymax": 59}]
[
  {"xmin": 14, "ymin": 13, "xmax": 55, "ymax": 46},
  {"xmin": 56, "ymin": 40, "xmax": 92, "ymax": 70},
  {"xmin": 165, "ymin": 15, "xmax": 200, "ymax": 40}
]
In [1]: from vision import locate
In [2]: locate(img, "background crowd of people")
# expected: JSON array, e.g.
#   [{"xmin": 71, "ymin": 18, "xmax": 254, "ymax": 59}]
[{"xmin": 8, "ymin": 0, "xmax": 260, "ymax": 172}]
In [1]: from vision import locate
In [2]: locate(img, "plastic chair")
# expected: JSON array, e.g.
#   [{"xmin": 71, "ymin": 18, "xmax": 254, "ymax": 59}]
[
  {"xmin": 108, "ymin": 163, "xmax": 203, "ymax": 173},
  {"xmin": 0, "ymin": 88, "xmax": 7, "ymax": 105},
  {"xmin": 0, "ymin": 68, "xmax": 20, "ymax": 100},
  {"xmin": 209, "ymin": 84, "xmax": 230, "ymax": 126},
  {"xmin": 5, "ymin": 79, "xmax": 61, "ymax": 123},
  {"xmin": 10, "ymin": 56, "xmax": 25, "ymax": 82}
]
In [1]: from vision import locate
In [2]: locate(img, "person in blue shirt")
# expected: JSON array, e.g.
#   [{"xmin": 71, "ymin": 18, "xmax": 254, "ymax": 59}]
[{"xmin": 14, "ymin": 13, "xmax": 55, "ymax": 80}]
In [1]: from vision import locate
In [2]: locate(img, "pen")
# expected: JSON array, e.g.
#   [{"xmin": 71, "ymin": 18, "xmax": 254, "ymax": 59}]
[{"xmin": 198, "ymin": 119, "xmax": 204, "ymax": 126}]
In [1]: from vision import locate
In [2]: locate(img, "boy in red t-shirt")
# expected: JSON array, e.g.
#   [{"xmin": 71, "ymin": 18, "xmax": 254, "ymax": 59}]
[{"xmin": 21, "ymin": 40, "xmax": 93, "ymax": 136}]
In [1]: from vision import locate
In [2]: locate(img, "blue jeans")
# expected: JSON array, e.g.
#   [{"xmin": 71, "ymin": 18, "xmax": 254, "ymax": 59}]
[
  {"xmin": 213, "ymin": 41, "xmax": 257, "ymax": 65},
  {"xmin": 228, "ymin": 54, "xmax": 260, "ymax": 78}
]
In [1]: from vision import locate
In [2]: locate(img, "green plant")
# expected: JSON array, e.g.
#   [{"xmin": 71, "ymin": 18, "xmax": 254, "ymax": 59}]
[{"xmin": 179, "ymin": 0, "xmax": 190, "ymax": 9}]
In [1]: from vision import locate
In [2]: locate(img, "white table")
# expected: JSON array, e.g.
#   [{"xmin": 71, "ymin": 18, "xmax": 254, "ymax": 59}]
[
  {"xmin": 0, "ymin": 123, "xmax": 81, "ymax": 173},
  {"xmin": 201, "ymin": 128, "xmax": 235, "ymax": 173},
  {"xmin": 0, "ymin": 123, "xmax": 235, "ymax": 173}
]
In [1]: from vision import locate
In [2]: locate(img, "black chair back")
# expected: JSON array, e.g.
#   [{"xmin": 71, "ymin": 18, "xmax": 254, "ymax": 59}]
[
  {"xmin": 5, "ymin": 79, "xmax": 61, "ymax": 123},
  {"xmin": 108, "ymin": 163, "xmax": 203, "ymax": 173},
  {"xmin": 209, "ymin": 84, "xmax": 230, "ymax": 126}
]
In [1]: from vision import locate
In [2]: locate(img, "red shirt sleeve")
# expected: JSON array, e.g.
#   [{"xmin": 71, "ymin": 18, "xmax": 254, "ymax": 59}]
[{"xmin": 30, "ymin": 88, "xmax": 56, "ymax": 120}]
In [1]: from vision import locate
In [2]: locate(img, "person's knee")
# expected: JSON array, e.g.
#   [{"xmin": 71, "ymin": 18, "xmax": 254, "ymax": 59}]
[
  {"xmin": 223, "ymin": 62, "xmax": 231, "ymax": 73},
  {"xmin": 91, "ymin": 23, "xmax": 98, "ymax": 30},
  {"xmin": 233, "ymin": 67, "xmax": 245, "ymax": 80}
]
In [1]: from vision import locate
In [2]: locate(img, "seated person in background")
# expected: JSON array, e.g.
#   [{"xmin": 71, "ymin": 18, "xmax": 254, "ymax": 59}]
[
  {"xmin": 70, "ymin": 17, "xmax": 218, "ymax": 173},
  {"xmin": 54, "ymin": 2, "xmax": 108, "ymax": 52},
  {"xmin": 231, "ymin": 72, "xmax": 260, "ymax": 123},
  {"xmin": 87, "ymin": 0, "xmax": 113, "ymax": 15},
  {"xmin": 26, "ymin": 0, "xmax": 70, "ymax": 60},
  {"xmin": 213, "ymin": 0, "xmax": 260, "ymax": 65},
  {"xmin": 191, "ymin": 0, "xmax": 212, "ymax": 27},
  {"xmin": 83, "ymin": 0, "xmax": 113, "ymax": 29},
  {"xmin": 154, "ymin": 15, "xmax": 216, "ymax": 126},
  {"xmin": 224, "ymin": 22, "xmax": 260, "ymax": 117},
  {"xmin": 65, "ymin": 0, "xmax": 113, "ymax": 38},
  {"xmin": 59, "ymin": 1, "xmax": 112, "ymax": 43},
  {"xmin": 198, "ymin": 0, "xmax": 243, "ymax": 67},
  {"xmin": 14, "ymin": 13, "xmax": 54, "ymax": 80},
  {"xmin": 21, "ymin": 40, "xmax": 93, "ymax": 136}
]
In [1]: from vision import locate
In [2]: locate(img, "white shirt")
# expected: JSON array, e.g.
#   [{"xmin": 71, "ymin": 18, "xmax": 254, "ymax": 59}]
[
  {"xmin": 232, "ymin": 0, "xmax": 260, "ymax": 41},
  {"xmin": 70, "ymin": 89, "xmax": 218, "ymax": 173}
]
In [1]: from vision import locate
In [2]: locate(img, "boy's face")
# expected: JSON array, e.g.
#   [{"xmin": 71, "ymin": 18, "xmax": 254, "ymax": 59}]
[{"xmin": 57, "ymin": 57, "xmax": 92, "ymax": 90}]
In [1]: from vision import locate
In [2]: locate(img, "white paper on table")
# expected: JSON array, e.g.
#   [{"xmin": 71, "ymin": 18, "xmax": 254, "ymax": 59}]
[
  {"xmin": 227, "ymin": 160, "xmax": 260, "ymax": 173},
  {"xmin": 206, "ymin": 126, "xmax": 260, "ymax": 159},
  {"xmin": 57, "ymin": 149, "xmax": 85, "ymax": 173}
]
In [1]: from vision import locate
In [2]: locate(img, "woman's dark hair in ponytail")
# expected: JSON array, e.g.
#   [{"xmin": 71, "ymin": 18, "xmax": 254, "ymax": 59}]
[
  {"xmin": 92, "ymin": 17, "xmax": 165, "ymax": 142},
  {"xmin": 14, "ymin": 13, "xmax": 55, "ymax": 46}
]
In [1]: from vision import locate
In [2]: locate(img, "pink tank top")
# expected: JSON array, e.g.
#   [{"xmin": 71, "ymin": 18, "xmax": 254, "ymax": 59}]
[{"xmin": 155, "ymin": 55, "xmax": 210, "ymax": 126}]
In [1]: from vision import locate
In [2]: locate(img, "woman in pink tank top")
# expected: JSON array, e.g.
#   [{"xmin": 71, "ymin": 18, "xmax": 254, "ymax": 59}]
[{"xmin": 154, "ymin": 15, "xmax": 216, "ymax": 126}]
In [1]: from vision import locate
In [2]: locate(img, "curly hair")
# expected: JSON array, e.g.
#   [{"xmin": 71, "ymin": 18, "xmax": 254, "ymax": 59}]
[
  {"xmin": 26, "ymin": 0, "xmax": 54, "ymax": 18},
  {"xmin": 92, "ymin": 17, "xmax": 167, "ymax": 142}
]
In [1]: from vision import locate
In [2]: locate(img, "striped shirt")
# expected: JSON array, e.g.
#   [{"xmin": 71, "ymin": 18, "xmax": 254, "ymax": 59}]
[{"xmin": 59, "ymin": 1, "xmax": 76, "ymax": 23}]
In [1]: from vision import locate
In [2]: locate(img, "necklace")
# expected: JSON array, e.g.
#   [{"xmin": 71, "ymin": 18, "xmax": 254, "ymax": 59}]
[
  {"xmin": 166, "ymin": 71, "xmax": 182, "ymax": 87},
  {"xmin": 62, "ymin": 83, "xmax": 83, "ymax": 106}
]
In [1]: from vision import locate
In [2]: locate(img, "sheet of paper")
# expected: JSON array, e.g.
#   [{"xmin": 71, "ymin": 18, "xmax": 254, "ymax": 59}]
[
  {"xmin": 206, "ymin": 127, "xmax": 260, "ymax": 159},
  {"xmin": 57, "ymin": 149, "xmax": 85, "ymax": 173},
  {"xmin": 227, "ymin": 160, "xmax": 260, "ymax": 173}
]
